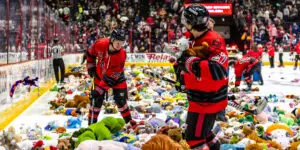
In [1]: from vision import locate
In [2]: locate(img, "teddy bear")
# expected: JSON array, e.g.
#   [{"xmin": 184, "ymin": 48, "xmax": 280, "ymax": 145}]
[
  {"xmin": 186, "ymin": 42, "xmax": 210, "ymax": 59},
  {"xmin": 65, "ymin": 95, "xmax": 89, "ymax": 108},
  {"xmin": 55, "ymin": 127, "xmax": 66, "ymax": 134},
  {"xmin": 142, "ymin": 134, "xmax": 184, "ymax": 150},
  {"xmin": 70, "ymin": 116, "xmax": 125, "ymax": 149},
  {"xmin": 0, "ymin": 127, "xmax": 22, "ymax": 150},
  {"xmin": 57, "ymin": 138, "xmax": 71, "ymax": 150},
  {"xmin": 167, "ymin": 127, "xmax": 190, "ymax": 150},
  {"xmin": 49, "ymin": 98, "xmax": 67, "ymax": 110}
]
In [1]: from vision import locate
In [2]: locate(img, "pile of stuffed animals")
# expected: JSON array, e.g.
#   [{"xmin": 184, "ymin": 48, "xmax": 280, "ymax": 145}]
[{"xmin": 1, "ymin": 65, "xmax": 300, "ymax": 150}]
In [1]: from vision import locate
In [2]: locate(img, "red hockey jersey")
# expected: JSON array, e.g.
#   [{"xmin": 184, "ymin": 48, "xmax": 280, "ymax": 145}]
[
  {"xmin": 183, "ymin": 30, "xmax": 228, "ymax": 114},
  {"xmin": 267, "ymin": 45, "xmax": 275, "ymax": 57},
  {"xmin": 86, "ymin": 38, "xmax": 126, "ymax": 85},
  {"xmin": 246, "ymin": 49, "xmax": 262, "ymax": 59},
  {"xmin": 295, "ymin": 41, "xmax": 300, "ymax": 54},
  {"xmin": 234, "ymin": 56, "xmax": 258, "ymax": 86}
]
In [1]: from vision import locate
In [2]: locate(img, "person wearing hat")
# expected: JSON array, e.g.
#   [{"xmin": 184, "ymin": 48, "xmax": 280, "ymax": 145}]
[
  {"xmin": 176, "ymin": 4, "xmax": 228, "ymax": 149},
  {"xmin": 51, "ymin": 38, "xmax": 65, "ymax": 85},
  {"xmin": 85, "ymin": 29, "xmax": 134, "ymax": 125}
]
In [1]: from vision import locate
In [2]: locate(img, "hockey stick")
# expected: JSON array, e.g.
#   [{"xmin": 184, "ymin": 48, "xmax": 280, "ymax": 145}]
[
  {"xmin": 143, "ymin": 70, "xmax": 177, "ymax": 84},
  {"xmin": 144, "ymin": 70, "xmax": 267, "ymax": 114},
  {"xmin": 90, "ymin": 77, "xmax": 95, "ymax": 124},
  {"xmin": 227, "ymin": 98, "xmax": 268, "ymax": 115}
]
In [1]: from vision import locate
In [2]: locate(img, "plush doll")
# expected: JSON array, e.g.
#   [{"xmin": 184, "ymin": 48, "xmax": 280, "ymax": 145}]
[
  {"xmin": 56, "ymin": 127, "xmax": 66, "ymax": 134},
  {"xmin": 76, "ymin": 140, "xmax": 138, "ymax": 150},
  {"xmin": 167, "ymin": 127, "xmax": 190, "ymax": 150},
  {"xmin": 65, "ymin": 95, "xmax": 89, "ymax": 108},
  {"xmin": 186, "ymin": 42, "xmax": 210, "ymax": 59},
  {"xmin": 255, "ymin": 111, "xmax": 269, "ymax": 123},
  {"xmin": 265, "ymin": 124, "xmax": 294, "ymax": 137},
  {"xmin": 48, "ymin": 99, "xmax": 66, "ymax": 110},
  {"xmin": 70, "ymin": 117, "xmax": 125, "ymax": 148},
  {"xmin": 243, "ymin": 126, "xmax": 282, "ymax": 150},
  {"xmin": 141, "ymin": 134, "xmax": 184, "ymax": 150},
  {"xmin": 0, "ymin": 130, "xmax": 21, "ymax": 150},
  {"xmin": 118, "ymin": 133, "xmax": 137, "ymax": 144},
  {"xmin": 57, "ymin": 138, "xmax": 71, "ymax": 150},
  {"xmin": 64, "ymin": 72, "xmax": 84, "ymax": 78},
  {"xmin": 289, "ymin": 141, "xmax": 300, "ymax": 150},
  {"xmin": 279, "ymin": 114, "xmax": 295, "ymax": 126},
  {"xmin": 66, "ymin": 116, "xmax": 82, "ymax": 129},
  {"xmin": 54, "ymin": 105, "xmax": 65, "ymax": 114}
]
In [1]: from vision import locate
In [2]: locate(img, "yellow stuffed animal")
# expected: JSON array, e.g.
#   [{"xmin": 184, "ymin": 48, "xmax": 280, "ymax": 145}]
[{"xmin": 243, "ymin": 126, "xmax": 282, "ymax": 150}]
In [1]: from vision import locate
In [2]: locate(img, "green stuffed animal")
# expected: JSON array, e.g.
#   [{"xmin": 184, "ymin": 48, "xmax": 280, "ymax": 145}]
[
  {"xmin": 279, "ymin": 114, "xmax": 294, "ymax": 126},
  {"xmin": 70, "ymin": 117, "xmax": 125, "ymax": 149}
]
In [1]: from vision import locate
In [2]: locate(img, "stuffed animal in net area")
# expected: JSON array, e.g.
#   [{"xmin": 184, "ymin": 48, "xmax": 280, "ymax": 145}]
[
  {"xmin": 69, "ymin": 116, "xmax": 125, "ymax": 149},
  {"xmin": 65, "ymin": 95, "xmax": 90, "ymax": 108}
]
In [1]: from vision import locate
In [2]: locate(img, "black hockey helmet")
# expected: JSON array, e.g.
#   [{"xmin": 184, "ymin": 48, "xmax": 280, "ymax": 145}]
[
  {"xmin": 111, "ymin": 29, "xmax": 126, "ymax": 41},
  {"xmin": 181, "ymin": 4, "xmax": 210, "ymax": 31},
  {"xmin": 53, "ymin": 38, "xmax": 59, "ymax": 44}
]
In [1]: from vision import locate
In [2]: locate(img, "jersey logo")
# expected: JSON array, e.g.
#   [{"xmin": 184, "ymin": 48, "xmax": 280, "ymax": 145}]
[
  {"xmin": 239, "ymin": 57, "xmax": 251, "ymax": 64},
  {"xmin": 212, "ymin": 39, "xmax": 221, "ymax": 48},
  {"xmin": 211, "ymin": 52, "xmax": 227, "ymax": 65}
]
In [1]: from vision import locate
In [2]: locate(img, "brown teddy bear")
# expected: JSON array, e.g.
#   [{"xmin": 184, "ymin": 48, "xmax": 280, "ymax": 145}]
[
  {"xmin": 49, "ymin": 99, "xmax": 67, "ymax": 110},
  {"xmin": 56, "ymin": 127, "xmax": 66, "ymax": 134},
  {"xmin": 57, "ymin": 138, "xmax": 71, "ymax": 150},
  {"xmin": 141, "ymin": 134, "xmax": 184, "ymax": 150},
  {"xmin": 65, "ymin": 95, "xmax": 89, "ymax": 108},
  {"xmin": 168, "ymin": 127, "xmax": 190, "ymax": 150},
  {"xmin": 186, "ymin": 42, "xmax": 210, "ymax": 59}
]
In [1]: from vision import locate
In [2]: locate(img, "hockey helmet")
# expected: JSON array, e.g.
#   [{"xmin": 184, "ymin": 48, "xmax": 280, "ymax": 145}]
[
  {"xmin": 53, "ymin": 38, "xmax": 59, "ymax": 43},
  {"xmin": 181, "ymin": 4, "xmax": 210, "ymax": 31},
  {"xmin": 111, "ymin": 29, "xmax": 126, "ymax": 41}
]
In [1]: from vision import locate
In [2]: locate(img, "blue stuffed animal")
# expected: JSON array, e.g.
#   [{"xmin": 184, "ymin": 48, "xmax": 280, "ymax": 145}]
[{"xmin": 66, "ymin": 116, "xmax": 82, "ymax": 129}]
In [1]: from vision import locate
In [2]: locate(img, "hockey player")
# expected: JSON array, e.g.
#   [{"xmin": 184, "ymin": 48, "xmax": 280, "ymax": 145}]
[
  {"xmin": 232, "ymin": 56, "xmax": 260, "ymax": 91},
  {"xmin": 246, "ymin": 44, "xmax": 264, "ymax": 85},
  {"xmin": 176, "ymin": 4, "xmax": 228, "ymax": 149},
  {"xmin": 86, "ymin": 29, "xmax": 133, "ymax": 125}
]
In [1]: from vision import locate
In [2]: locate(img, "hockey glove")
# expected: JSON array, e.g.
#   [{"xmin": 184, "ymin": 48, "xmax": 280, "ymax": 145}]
[
  {"xmin": 176, "ymin": 50, "xmax": 191, "ymax": 72},
  {"xmin": 103, "ymin": 73, "xmax": 126, "ymax": 87},
  {"xmin": 175, "ymin": 82, "xmax": 185, "ymax": 93}
]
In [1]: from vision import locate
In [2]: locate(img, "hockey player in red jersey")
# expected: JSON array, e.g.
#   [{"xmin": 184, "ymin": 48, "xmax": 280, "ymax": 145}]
[
  {"xmin": 86, "ymin": 29, "xmax": 133, "ymax": 125},
  {"xmin": 176, "ymin": 4, "xmax": 228, "ymax": 149},
  {"xmin": 233, "ymin": 56, "xmax": 260, "ymax": 91}
]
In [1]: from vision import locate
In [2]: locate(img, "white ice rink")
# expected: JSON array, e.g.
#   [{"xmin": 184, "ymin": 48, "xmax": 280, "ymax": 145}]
[{"xmin": 4, "ymin": 66, "xmax": 300, "ymax": 148}]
